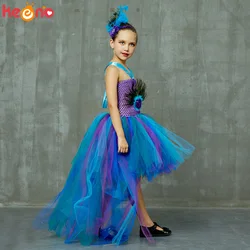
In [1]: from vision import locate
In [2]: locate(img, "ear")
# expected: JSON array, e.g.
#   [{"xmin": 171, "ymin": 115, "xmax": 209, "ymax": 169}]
[{"xmin": 109, "ymin": 39, "xmax": 114, "ymax": 49}]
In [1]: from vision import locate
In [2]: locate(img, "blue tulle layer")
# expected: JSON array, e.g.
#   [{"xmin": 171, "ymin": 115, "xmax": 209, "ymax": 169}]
[{"xmin": 33, "ymin": 112, "xmax": 195, "ymax": 246}]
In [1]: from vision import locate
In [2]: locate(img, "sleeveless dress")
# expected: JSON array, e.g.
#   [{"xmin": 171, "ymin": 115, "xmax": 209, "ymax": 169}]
[{"xmin": 33, "ymin": 62, "xmax": 195, "ymax": 246}]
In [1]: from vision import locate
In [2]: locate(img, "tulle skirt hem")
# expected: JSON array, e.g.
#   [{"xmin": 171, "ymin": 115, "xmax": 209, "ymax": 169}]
[{"xmin": 33, "ymin": 112, "xmax": 195, "ymax": 246}]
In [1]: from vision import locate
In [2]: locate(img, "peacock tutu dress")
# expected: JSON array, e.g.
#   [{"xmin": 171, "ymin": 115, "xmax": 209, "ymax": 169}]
[{"xmin": 33, "ymin": 62, "xmax": 195, "ymax": 246}]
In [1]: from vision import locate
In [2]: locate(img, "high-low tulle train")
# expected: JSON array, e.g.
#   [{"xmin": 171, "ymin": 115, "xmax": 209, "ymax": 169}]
[{"xmin": 33, "ymin": 78, "xmax": 195, "ymax": 246}]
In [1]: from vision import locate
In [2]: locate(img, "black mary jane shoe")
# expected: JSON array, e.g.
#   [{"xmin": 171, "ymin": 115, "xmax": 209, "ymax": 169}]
[{"xmin": 139, "ymin": 221, "xmax": 172, "ymax": 237}]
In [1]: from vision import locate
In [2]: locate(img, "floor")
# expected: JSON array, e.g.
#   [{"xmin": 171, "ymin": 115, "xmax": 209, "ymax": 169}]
[{"xmin": 1, "ymin": 207, "xmax": 250, "ymax": 250}]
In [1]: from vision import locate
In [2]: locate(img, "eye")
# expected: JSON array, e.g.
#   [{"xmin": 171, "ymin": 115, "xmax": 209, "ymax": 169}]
[
  {"xmin": 130, "ymin": 43, "xmax": 136, "ymax": 47},
  {"xmin": 119, "ymin": 41, "xmax": 125, "ymax": 45}
]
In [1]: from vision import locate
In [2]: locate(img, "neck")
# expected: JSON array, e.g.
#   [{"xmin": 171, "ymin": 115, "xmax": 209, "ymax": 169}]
[{"xmin": 111, "ymin": 55, "xmax": 127, "ymax": 66}]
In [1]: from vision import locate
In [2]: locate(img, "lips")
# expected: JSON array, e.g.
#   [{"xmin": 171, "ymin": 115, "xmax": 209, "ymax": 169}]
[{"xmin": 122, "ymin": 53, "xmax": 129, "ymax": 57}]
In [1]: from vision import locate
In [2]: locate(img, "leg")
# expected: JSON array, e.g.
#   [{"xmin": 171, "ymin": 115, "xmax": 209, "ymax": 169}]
[{"xmin": 136, "ymin": 181, "xmax": 164, "ymax": 231}]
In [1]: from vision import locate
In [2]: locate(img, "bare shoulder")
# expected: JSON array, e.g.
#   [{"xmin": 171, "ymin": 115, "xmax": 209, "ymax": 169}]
[{"xmin": 105, "ymin": 65, "xmax": 119, "ymax": 82}]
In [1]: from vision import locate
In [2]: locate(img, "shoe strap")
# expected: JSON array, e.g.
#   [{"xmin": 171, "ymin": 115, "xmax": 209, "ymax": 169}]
[
  {"xmin": 153, "ymin": 221, "xmax": 159, "ymax": 227},
  {"xmin": 148, "ymin": 223, "xmax": 157, "ymax": 231}
]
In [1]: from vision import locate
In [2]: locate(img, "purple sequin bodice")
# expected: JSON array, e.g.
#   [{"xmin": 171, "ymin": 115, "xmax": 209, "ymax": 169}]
[{"xmin": 117, "ymin": 79, "xmax": 141, "ymax": 117}]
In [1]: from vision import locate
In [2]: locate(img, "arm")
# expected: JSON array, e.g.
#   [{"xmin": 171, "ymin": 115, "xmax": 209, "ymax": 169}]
[{"xmin": 105, "ymin": 66, "xmax": 125, "ymax": 138}]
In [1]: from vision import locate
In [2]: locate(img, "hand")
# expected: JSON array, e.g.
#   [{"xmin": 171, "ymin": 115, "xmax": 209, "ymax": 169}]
[{"xmin": 118, "ymin": 136, "xmax": 129, "ymax": 154}]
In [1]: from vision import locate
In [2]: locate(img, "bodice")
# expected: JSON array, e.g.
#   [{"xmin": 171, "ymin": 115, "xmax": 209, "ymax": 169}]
[
  {"xmin": 117, "ymin": 78, "xmax": 141, "ymax": 117},
  {"xmin": 102, "ymin": 62, "xmax": 145, "ymax": 116}
]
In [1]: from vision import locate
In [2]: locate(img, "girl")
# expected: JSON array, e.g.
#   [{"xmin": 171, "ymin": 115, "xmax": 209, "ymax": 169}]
[{"xmin": 33, "ymin": 5, "xmax": 195, "ymax": 246}]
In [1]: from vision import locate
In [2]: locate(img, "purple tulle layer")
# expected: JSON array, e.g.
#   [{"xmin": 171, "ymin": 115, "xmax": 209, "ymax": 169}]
[{"xmin": 33, "ymin": 112, "xmax": 195, "ymax": 246}]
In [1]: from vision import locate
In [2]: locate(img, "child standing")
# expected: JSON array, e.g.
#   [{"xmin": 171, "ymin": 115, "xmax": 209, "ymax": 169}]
[{"xmin": 33, "ymin": 5, "xmax": 195, "ymax": 246}]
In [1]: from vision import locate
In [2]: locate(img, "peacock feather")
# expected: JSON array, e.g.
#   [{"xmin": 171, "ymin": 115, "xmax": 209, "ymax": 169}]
[
  {"xmin": 106, "ymin": 5, "xmax": 129, "ymax": 33},
  {"xmin": 125, "ymin": 79, "xmax": 147, "ymax": 110}
]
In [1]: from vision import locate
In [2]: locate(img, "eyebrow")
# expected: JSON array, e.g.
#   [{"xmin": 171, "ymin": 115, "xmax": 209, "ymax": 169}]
[{"xmin": 119, "ymin": 40, "xmax": 136, "ymax": 43}]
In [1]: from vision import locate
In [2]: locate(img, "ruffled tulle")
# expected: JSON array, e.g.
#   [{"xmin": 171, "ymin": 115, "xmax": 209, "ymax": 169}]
[{"xmin": 33, "ymin": 112, "xmax": 195, "ymax": 246}]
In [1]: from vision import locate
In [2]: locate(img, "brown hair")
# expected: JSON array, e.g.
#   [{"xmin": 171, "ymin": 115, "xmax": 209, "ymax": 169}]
[{"xmin": 111, "ymin": 22, "xmax": 138, "ymax": 43}]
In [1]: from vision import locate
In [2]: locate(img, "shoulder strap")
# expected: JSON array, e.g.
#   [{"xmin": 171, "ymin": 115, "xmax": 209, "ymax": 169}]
[
  {"xmin": 104, "ymin": 62, "xmax": 134, "ymax": 79},
  {"xmin": 102, "ymin": 62, "xmax": 134, "ymax": 108}
]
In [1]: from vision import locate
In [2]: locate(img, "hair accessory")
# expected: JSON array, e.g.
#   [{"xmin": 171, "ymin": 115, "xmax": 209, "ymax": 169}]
[{"xmin": 106, "ymin": 5, "xmax": 129, "ymax": 38}]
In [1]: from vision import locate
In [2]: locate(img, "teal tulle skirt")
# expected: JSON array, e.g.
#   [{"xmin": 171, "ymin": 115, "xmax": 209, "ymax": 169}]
[{"xmin": 33, "ymin": 112, "xmax": 195, "ymax": 246}]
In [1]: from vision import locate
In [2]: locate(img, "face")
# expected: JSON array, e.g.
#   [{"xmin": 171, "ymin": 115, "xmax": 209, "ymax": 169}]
[{"xmin": 110, "ymin": 29, "xmax": 137, "ymax": 61}]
